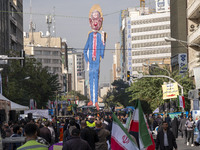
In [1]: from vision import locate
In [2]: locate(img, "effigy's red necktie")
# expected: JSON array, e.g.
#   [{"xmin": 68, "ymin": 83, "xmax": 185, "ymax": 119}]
[{"xmin": 92, "ymin": 32, "xmax": 97, "ymax": 60}]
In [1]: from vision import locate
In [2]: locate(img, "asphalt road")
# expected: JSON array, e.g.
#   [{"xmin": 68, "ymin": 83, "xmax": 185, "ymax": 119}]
[{"xmin": 176, "ymin": 135, "xmax": 199, "ymax": 150}]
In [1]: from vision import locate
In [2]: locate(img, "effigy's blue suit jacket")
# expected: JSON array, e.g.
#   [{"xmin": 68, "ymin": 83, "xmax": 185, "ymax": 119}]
[{"xmin": 84, "ymin": 32, "xmax": 105, "ymax": 65}]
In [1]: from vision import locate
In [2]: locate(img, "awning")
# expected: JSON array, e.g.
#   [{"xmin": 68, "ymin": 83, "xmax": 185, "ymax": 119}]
[{"xmin": 0, "ymin": 94, "xmax": 29, "ymax": 111}]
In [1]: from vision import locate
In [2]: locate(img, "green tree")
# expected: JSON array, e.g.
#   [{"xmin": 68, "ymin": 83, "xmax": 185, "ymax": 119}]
[
  {"xmin": 66, "ymin": 90, "xmax": 89, "ymax": 102},
  {"xmin": 103, "ymin": 79, "xmax": 130, "ymax": 108},
  {"xmin": 127, "ymin": 68, "xmax": 194, "ymax": 112},
  {"xmin": 111, "ymin": 79, "xmax": 130, "ymax": 107},
  {"xmin": 3, "ymin": 56, "xmax": 60, "ymax": 108}
]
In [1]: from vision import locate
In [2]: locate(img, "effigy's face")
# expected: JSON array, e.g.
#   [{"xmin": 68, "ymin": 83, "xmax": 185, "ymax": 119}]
[{"xmin": 89, "ymin": 10, "xmax": 103, "ymax": 32}]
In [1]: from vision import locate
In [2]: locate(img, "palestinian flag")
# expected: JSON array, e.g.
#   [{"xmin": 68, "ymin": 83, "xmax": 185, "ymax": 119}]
[
  {"xmin": 129, "ymin": 100, "xmax": 155, "ymax": 150},
  {"xmin": 111, "ymin": 113, "xmax": 139, "ymax": 150},
  {"xmin": 177, "ymin": 95, "xmax": 185, "ymax": 108}
]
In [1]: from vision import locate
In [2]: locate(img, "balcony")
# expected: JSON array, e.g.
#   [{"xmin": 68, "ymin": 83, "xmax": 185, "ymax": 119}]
[
  {"xmin": 188, "ymin": 26, "xmax": 200, "ymax": 44},
  {"xmin": 10, "ymin": 14, "xmax": 17, "ymax": 26},
  {"xmin": 188, "ymin": 0, "xmax": 200, "ymax": 19},
  {"xmin": 10, "ymin": 34, "xmax": 17, "ymax": 43}
]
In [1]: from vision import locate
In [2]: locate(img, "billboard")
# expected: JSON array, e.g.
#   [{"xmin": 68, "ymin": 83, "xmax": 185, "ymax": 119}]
[
  {"xmin": 178, "ymin": 53, "xmax": 187, "ymax": 74},
  {"xmin": 193, "ymin": 66, "xmax": 200, "ymax": 89},
  {"xmin": 155, "ymin": 0, "xmax": 170, "ymax": 13},
  {"xmin": 162, "ymin": 82, "xmax": 179, "ymax": 99}
]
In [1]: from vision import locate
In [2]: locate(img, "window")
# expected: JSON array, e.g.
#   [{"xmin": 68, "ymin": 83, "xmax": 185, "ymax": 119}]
[
  {"xmin": 52, "ymin": 51, "xmax": 58, "ymax": 56},
  {"xmin": 53, "ymin": 67, "xmax": 59, "ymax": 72},
  {"xmin": 52, "ymin": 59, "xmax": 59, "ymax": 63},
  {"xmin": 43, "ymin": 59, "xmax": 51, "ymax": 63},
  {"xmin": 35, "ymin": 50, "xmax": 42, "ymax": 55},
  {"xmin": 37, "ymin": 59, "xmax": 42, "ymax": 63},
  {"xmin": 43, "ymin": 51, "xmax": 51, "ymax": 55}
]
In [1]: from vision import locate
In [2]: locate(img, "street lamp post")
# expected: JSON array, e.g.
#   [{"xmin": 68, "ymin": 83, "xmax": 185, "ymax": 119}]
[
  {"xmin": 164, "ymin": 37, "xmax": 200, "ymax": 47},
  {"xmin": 138, "ymin": 75, "xmax": 184, "ymax": 97},
  {"xmin": 135, "ymin": 74, "xmax": 184, "ymax": 112}
]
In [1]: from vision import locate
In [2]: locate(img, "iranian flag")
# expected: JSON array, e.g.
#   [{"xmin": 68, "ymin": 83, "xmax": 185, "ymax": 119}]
[
  {"xmin": 111, "ymin": 113, "xmax": 139, "ymax": 150},
  {"xmin": 177, "ymin": 95, "xmax": 185, "ymax": 108},
  {"xmin": 129, "ymin": 100, "xmax": 155, "ymax": 150}
]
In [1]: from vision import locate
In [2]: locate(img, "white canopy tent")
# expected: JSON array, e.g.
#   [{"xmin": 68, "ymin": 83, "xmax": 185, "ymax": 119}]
[{"xmin": 0, "ymin": 94, "xmax": 29, "ymax": 111}]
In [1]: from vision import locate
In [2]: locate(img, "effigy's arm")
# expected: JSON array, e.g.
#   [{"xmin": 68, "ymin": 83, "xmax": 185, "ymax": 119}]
[{"xmin": 100, "ymin": 39, "xmax": 105, "ymax": 59}]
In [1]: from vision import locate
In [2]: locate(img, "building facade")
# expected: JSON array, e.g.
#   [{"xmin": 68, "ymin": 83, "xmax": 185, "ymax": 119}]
[
  {"xmin": 0, "ymin": 0, "xmax": 9, "ymax": 55},
  {"xmin": 68, "ymin": 49, "xmax": 85, "ymax": 95},
  {"xmin": 120, "ymin": 7, "xmax": 171, "ymax": 80},
  {"xmin": 112, "ymin": 42, "xmax": 121, "ymax": 82},
  {"xmin": 9, "ymin": 0, "xmax": 23, "ymax": 52},
  {"xmin": 61, "ymin": 41, "xmax": 68, "ymax": 92},
  {"xmin": 170, "ymin": 0, "xmax": 187, "ymax": 72},
  {"xmin": 187, "ymin": 0, "xmax": 200, "ymax": 76},
  {"xmin": 0, "ymin": 0, "xmax": 23, "ymax": 55},
  {"xmin": 24, "ymin": 32, "xmax": 64, "ymax": 89}
]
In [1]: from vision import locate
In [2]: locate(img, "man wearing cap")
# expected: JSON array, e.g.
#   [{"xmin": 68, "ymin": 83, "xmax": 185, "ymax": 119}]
[{"xmin": 62, "ymin": 128, "xmax": 92, "ymax": 150}]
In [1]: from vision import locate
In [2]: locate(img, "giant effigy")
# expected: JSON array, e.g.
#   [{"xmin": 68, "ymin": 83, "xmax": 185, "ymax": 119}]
[{"xmin": 84, "ymin": 4, "xmax": 106, "ymax": 110}]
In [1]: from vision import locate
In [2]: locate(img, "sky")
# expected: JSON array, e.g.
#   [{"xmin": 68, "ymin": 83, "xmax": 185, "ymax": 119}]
[{"xmin": 23, "ymin": 0, "xmax": 155, "ymax": 84}]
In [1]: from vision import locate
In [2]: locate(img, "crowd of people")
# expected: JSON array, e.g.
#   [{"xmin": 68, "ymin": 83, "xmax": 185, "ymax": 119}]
[
  {"xmin": 146, "ymin": 112, "xmax": 200, "ymax": 148},
  {"xmin": 0, "ymin": 111, "xmax": 200, "ymax": 150}
]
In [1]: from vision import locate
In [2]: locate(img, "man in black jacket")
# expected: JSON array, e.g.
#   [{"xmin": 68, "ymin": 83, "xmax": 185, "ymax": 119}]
[
  {"xmin": 156, "ymin": 121, "xmax": 177, "ymax": 150},
  {"xmin": 62, "ymin": 128, "xmax": 91, "ymax": 150},
  {"xmin": 80, "ymin": 120, "xmax": 99, "ymax": 150}
]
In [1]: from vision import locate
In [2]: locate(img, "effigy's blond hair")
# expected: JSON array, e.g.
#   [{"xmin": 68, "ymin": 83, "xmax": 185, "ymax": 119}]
[{"xmin": 89, "ymin": 4, "xmax": 103, "ymax": 19}]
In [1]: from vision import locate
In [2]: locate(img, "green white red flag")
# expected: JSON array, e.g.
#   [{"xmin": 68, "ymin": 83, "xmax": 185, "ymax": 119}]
[
  {"xmin": 111, "ymin": 113, "xmax": 139, "ymax": 150},
  {"xmin": 177, "ymin": 95, "xmax": 185, "ymax": 108},
  {"xmin": 129, "ymin": 100, "xmax": 155, "ymax": 150}
]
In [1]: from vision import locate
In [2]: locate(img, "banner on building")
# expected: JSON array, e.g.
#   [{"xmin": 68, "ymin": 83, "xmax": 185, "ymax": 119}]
[
  {"xmin": 155, "ymin": 0, "xmax": 170, "ymax": 13},
  {"xmin": 193, "ymin": 66, "xmax": 200, "ymax": 89},
  {"xmin": 162, "ymin": 82, "xmax": 179, "ymax": 99},
  {"xmin": 178, "ymin": 53, "xmax": 187, "ymax": 74},
  {"xmin": 126, "ymin": 17, "xmax": 132, "ymax": 74}
]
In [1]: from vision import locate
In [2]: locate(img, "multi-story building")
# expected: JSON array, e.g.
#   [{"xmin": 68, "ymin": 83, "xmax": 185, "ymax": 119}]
[
  {"xmin": 120, "ymin": 6, "xmax": 171, "ymax": 80},
  {"xmin": 170, "ymin": 0, "xmax": 187, "ymax": 72},
  {"xmin": 0, "ymin": 0, "xmax": 9, "ymax": 55},
  {"xmin": 24, "ymin": 32, "xmax": 64, "ymax": 89},
  {"xmin": 9, "ymin": 0, "xmax": 23, "ymax": 51},
  {"xmin": 68, "ymin": 49, "xmax": 77, "ymax": 92},
  {"xmin": 68, "ymin": 48, "xmax": 85, "ymax": 95},
  {"xmin": 76, "ymin": 52, "xmax": 85, "ymax": 79},
  {"xmin": 187, "ymin": 0, "xmax": 200, "ymax": 77},
  {"xmin": 0, "ymin": 0, "xmax": 23, "ymax": 54},
  {"xmin": 61, "ymin": 41, "xmax": 68, "ymax": 92},
  {"xmin": 112, "ymin": 42, "xmax": 121, "ymax": 82}
]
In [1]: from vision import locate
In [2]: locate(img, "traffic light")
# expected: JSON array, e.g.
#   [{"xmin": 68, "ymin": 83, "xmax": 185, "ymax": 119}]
[
  {"xmin": 20, "ymin": 50, "xmax": 25, "ymax": 67},
  {"xmin": 127, "ymin": 71, "xmax": 130, "ymax": 81}
]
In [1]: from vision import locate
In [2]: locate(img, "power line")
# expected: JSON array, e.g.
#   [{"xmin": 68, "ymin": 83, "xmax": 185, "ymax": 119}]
[
  {"xmin": 23, "ymin": 45, "xmax": 173, "ymax": 51},
  {"xmin": 0, "ymin": 10, "xmax": 122, "ymax": 19}
]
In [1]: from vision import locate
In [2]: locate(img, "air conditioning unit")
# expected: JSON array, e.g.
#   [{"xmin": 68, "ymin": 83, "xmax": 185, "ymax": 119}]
[
  {"xmin": 188, "ymin": 89, "xmax": 199, "ymax": 99},
  {"xmin": 190, "ymin": 24, "xmax": 195, "ymax": 32}
]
